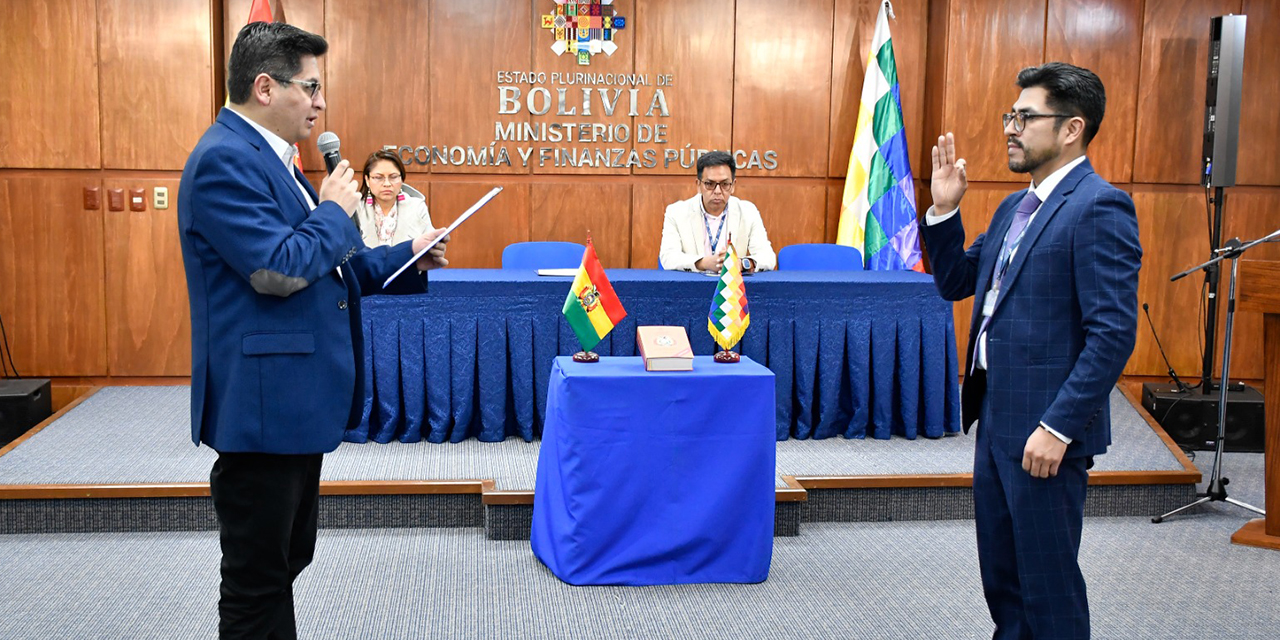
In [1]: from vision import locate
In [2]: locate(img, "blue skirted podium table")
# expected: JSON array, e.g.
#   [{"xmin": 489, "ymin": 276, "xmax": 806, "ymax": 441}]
[
  {"xmin": 348, "ymin": 269, "xmax": 960, "ymax": 444},
  {"xmin": 531, "ymin": 356, "xmax": 776, "ymax": 585}
]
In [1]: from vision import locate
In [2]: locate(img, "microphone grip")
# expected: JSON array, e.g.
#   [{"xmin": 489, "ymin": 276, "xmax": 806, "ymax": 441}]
[{"xmin": 323, "ymin": 151, "xmax": 342, "ymax": 174}]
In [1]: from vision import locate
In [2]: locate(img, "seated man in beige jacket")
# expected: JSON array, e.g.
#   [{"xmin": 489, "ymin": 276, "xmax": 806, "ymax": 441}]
[{"xmin": 659, "ymin": 150, "xmax": 776, "ymax": 273}]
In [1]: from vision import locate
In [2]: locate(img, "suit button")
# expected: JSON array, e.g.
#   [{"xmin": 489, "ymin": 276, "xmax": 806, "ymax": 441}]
[{"xmin": 338, "ymin": 300, "xmax": 348, "ymax": 310}]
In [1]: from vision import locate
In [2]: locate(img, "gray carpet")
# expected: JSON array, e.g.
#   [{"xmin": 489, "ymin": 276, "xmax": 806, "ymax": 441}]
[
  {"xmin": 0, "ymin": 385, "xmax": 1184, "ymax": 492},
  {"xmin": 0, "ymin": 453, "xmax": 1272, "ymax": 640}
]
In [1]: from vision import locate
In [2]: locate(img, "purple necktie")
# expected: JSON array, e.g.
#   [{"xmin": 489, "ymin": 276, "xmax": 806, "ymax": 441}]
[{"xmin": 974, "ymin": 190, "xmax": 1041, "ymax": 368}]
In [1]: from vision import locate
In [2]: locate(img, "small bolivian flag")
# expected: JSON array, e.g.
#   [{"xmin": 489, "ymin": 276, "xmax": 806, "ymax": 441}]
[{"xmin": 562, "ymin": 241, "xmax": 626, "ymax": 351}]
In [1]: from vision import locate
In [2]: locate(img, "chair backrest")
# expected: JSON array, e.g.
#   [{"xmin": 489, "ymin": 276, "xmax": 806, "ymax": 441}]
[
  {"xmin": 777, "ymin": 243, "xmax": 865, "ymax": 271},
  {"xmin": 501, "ymin": 241, "xmax": 587, "ymax": 269}
]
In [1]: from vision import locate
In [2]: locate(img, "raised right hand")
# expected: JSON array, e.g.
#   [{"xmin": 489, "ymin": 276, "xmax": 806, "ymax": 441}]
[
  {"xmin": 930, "ymin": 132, "xmax": 968, "ymax": 216},
  {"xmin": 318, "ymin": 159, "xmax": 361, "ymax": 216}
]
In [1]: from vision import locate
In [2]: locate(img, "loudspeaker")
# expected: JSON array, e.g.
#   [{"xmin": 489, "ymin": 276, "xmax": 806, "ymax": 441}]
[
  {"xmin": 1201, "ymin": 14, "xmax": 1247, "ymax": 188},
  {"xmin": 1142, "ymin": 382, "xmax": 1264, "ymax": 453},
  {"xmin": 0, "ymin": 379, "xmax": 53, "ymax": 448}
]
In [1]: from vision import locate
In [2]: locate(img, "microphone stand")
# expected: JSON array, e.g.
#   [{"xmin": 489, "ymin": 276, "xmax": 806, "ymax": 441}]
[{"xmin": 1153, "ymin": 228, "xmax": 1280, "ymax": 523}]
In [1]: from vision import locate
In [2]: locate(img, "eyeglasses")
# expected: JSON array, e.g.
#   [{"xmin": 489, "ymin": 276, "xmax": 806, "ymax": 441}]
[
  {"xmin": 1001, "ymin": 112, "xmax": 1073, "ymax": 134},
  {"xmin": 699, "ymin": 179, "xmax": 734, "ymax": 192},
  {"xmin": 368, "ymin": 174, "xmax": 402, "ymax": 184},
  {"xmin": 274, "ymin": 77, "xmax": 322, "ymax": 98}
]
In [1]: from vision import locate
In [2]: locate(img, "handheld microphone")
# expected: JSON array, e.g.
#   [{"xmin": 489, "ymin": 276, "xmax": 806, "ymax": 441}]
[
  {"xmin": 1143, "ymin": 302, "xmax": 1191, "ymax": 393},
  {"xmin": 317, "ymin": 131, "xmax": 342, "ymax": 174}
]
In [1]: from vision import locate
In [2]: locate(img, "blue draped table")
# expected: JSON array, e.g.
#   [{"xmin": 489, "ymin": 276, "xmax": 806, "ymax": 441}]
[
  {"xmin": 347, "ymin": 269, "xmax": 960, "ymax": 443},
  {"xmin": 531, "ymin": 356, "xmax": 775, "ymax": 585}
]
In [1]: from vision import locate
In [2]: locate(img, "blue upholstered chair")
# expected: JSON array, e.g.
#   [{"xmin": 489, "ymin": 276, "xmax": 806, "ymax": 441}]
[
  {"xmin": 777, "ymin": 243, "xmax": 865, "ymax": 271},
  {"xmin": 500, "ymin": 241, "xmax": 587, "ymax": 269}
]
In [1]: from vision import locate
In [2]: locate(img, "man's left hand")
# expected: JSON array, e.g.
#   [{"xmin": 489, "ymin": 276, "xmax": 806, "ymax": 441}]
[
  {"xmin": 1022, "ymin": 427, "xmax": 1068, "ymax": 478},
  {"xmin": 412, "ymin": 228, "xmax": 450, "ymax": 271}
]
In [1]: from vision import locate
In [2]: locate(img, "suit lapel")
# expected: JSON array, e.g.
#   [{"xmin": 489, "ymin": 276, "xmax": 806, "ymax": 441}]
[
  {"xmin": 994, "ymin": 160, "xmax": 1093, "ymax": 310},
  {"xmin": 216, "ymin": 108, "xmax": 312, "ymax": 216}
]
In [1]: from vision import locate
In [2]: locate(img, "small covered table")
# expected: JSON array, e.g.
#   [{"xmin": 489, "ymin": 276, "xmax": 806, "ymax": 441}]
[{"xmin": 531, "ymin": 355, "xmax": 776, "ymax": 585}]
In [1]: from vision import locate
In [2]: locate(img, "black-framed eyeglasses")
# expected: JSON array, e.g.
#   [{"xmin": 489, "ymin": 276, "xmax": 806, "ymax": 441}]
[
  {"xmin": 1002, "ymin": 112, "xmax": 1073, "ymax": 133},
  {"xmin": 699, "ymin": 179, "xmax": 734, "ymax": 192},
  {"xmin": 274, "ymin": 76, "xmax": 322, "ymax": 98}
]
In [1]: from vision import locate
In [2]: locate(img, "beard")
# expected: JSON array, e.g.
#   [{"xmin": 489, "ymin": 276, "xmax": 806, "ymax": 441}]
[{"xmin": 1007, "ymin": 138, "xmax": 1059, "ymax": 174}]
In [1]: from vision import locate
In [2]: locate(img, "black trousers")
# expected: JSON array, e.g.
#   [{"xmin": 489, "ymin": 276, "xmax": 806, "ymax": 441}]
[{"xmin": 210, "ymin": 451, "xmax": 323, "ymax": 640}]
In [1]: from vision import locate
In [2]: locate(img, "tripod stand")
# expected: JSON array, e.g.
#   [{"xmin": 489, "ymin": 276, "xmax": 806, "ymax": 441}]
[{"xmin": 1152, "ymin": 229, "xmax": 1279, "ymax": 524}]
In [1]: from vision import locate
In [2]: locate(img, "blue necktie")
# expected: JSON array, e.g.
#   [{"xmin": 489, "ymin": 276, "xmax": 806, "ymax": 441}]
[{"xmin": 975, "ymin": 190, "xmax": 1041, "ymax": 358}]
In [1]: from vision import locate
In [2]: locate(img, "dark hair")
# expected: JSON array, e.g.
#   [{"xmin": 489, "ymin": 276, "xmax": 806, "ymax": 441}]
[
  {"xmin": 227, "ymin": 22, "xmax": 328, "ymax": 105},
  {"xmin": 1015, "ymin": 62, "xmax": 1106, "ymax": 146},
  {"xmin": 361, "ymin": 150, "xmax": 406, "ymax": 200},
  {"xmin": 696, "ymin": 150, "xmax": 736, "ymax": 180}
]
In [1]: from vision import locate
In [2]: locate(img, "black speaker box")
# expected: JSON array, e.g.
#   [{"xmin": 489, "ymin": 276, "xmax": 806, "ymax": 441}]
[
  {"xmin": 0, "ymin": 379, "xmax": 53, "ymax": 449},
  {"xmin": 1141, "ymin": 382, "xmax": 1265, "ymax": 453}
]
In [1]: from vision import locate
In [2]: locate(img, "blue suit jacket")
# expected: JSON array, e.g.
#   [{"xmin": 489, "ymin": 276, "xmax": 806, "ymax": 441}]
[
  {"xmin": 920, "ymin": 159, "xmax": 1141, "ymax": 460},
  {"xmin": 178, "ymin": 109, "xmax": 427, "ymax": 454}
]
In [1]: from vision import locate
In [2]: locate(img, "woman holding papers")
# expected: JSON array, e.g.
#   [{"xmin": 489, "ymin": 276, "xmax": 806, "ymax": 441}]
[{"xmin": 351, "ymin": 150, "xmax": 433, "ymax": 247}]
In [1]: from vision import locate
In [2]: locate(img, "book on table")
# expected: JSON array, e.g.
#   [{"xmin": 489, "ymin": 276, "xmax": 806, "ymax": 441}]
[{"xmin": 636, "ymin": 326, "xmax": 694, "ymax": 371}]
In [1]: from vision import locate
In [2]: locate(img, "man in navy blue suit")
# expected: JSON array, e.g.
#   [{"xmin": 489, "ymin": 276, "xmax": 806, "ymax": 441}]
[
  {"xmin": 920, "ymin": 63, "xmax": 1141, "ymax": 639},
  {"xmin": 178, "ymin": 22, "xmax": 448, "ymax": 639}
]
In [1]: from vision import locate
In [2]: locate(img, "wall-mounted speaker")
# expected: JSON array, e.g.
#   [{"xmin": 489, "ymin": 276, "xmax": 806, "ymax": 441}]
[{"xmin": 1201, "ymin": 14, "xmax": 1247, "ymax": 188}]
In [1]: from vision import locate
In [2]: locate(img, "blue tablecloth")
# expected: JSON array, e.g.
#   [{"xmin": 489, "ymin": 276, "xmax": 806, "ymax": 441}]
[
  {"xmin": 531, "ymin": 356, "xmax": 776, "ymax": 585},
  {"xmin": 347, "ymin": 269, "xmax": 960, "ymax": 443}
]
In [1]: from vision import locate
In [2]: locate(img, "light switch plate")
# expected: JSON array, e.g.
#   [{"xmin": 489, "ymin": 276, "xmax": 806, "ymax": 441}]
[{"xmin": 153, "ymin": 186, "xmax": 169, "ymax": 210}]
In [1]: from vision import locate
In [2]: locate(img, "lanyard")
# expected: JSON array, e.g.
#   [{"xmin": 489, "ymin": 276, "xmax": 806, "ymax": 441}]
[
  {"xmin": 992, "ymin": 222, "xmax": 1030, "ymax": 287},
  {"xmin": 703, "ymin": 212, "xmax": 725, "ymax": 253}
]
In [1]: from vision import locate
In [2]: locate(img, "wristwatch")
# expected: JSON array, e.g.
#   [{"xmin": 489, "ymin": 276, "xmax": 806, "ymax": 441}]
[{"xmin": 740, "ymin": 257, "xmax": 754, "ymax": 271}]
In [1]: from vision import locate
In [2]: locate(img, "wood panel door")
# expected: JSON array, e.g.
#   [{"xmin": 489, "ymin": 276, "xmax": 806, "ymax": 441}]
[
  {"xmin": 942, "ymin": 0, "xmax": 1047, "ymax": 183},
  {"xmin": 0, "ymin": 0, "xmax": 101, "ymax": 169},
  {"xmin": 0, "ymin": 177, "xmax": 107, "ymax": 376},
  {"xmin": 428, "ymin": 0, "xmax": 531, "ymax": 176},
  {"xmin": 326, "ymin": 0, "xmax": 433, "ymax": 175},
  {"xmin": 103, "ymin": 178, "xmax": 192, "ymax": 376},
  {"xmin": 99, "ymin": 0, "xmax": 215, "ymax": 170},
  {"xmin": 1045, "ymin": 0, "xmax": 1143, "ymax": 184},
  {"xmin": 632, "ymin": 0, "xmax": 735, "ymax": 176},
  {"xmin": 734, "ymin": 0, "xmax": 835, "ymax": 178}
]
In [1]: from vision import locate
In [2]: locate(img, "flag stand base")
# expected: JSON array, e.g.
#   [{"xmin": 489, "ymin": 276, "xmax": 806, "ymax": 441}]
[
  {"xmin": 572, "ymin": 351, "xmax": 600, "ymax": 363},
  {"xmin": 713, "ymin": 350, "xmax": 740, "ymax": 363}
]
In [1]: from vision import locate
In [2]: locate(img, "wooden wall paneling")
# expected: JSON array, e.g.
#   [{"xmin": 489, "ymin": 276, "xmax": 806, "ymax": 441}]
[
  {"xmin": 223, "ymin": 0, "xmax": 327, "ymax": 170},
  {"xmin": 1044, "ymin": 0, "xmax": 1142, "ymax": 184},
  {"xmin": 631, "ymin": 179, "xmax": 697, "ymax": 268},
  {"xmin": 0, "ymin": 177, "xmax": 107, "ymax": 376},
  {"xmin": 942, "ymin": 0, "xmax": 1047, "ymax": 183},
  {"xmin": 735, "ymin": 180, "xmax": 828, "ymax": 254},
  {"xmin": 428, "ymin": 0, "xmax": 530, "ymax": 176},
  {"xmin": 1132, "ymin": 0, "xmax": 1240, "ymax": 184},
  {"xmin": 1125, "ymin": 187, "xmax": 1212, "ymax": 377},
  {"xmin": 1237, "ymin": 0, "xmax": 1280, "ymax": 186},
  {"xmin": 529, "ymin": 183, "xmax": 632, "ymax": 266},
  {"xmin": 1211, "ymin": 188, "xmax": 1280, "ymax": 380},
  {"xmin": 102, "ymin": 178, "xmax": 192, "ymax": 376},
  {"xmin": 828, "ymin": 0, "xmax": 929, "ymax": 179},
  {"xmin": 632, "ymin": 0, "xmax": 735, "ymax": 176},
  {"xmin": 529, "ymin": 0, "xmax": 636, "ymax": 175},
  {"xmin": 429, "ymin": 182, "xmax": 532, "ymax": 268},
  {"xmin": 734, "ymin": 0, "xmax": 835, "ymax": 178},
  {"xmin": 0, "ymin": 0, "xmax": 101, "ymax": 169},
  {"xmin": 326, "ymin": 1, "xmax": 432, "ymax": 175},
  {"xmin": 99, "ymin": 0, "xmax": 214, "ymax": 170}
]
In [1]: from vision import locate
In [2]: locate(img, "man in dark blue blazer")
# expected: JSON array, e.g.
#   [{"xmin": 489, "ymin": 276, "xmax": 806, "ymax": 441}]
[
  {"xmin": 919, "ymin": 63, "xmax": 1141, "ymax": 639},
  {"xmin": 178, "ymin": 23, "xmax": 448, "ymax": 639}
]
